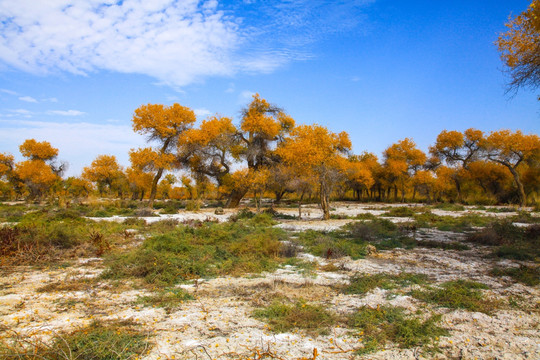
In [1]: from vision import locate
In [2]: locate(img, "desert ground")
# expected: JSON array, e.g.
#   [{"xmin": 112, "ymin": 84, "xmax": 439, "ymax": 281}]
[{"xmin": 0, "ymin": 202, "xmax": 538, "ymax": 359}]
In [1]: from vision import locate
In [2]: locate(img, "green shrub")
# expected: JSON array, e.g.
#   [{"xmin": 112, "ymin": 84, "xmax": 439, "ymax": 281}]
[
  {"xmin": 433, "ymin": 203, "xmax": 465, "ymax": 211},
  {"xmin": 410, "ymin": 280, "xmax": 495, "ymax": 313},
  {"xmin": 295, "ymin": 230, "xmax": 368, "ymax": 259},
  {"xmin": 348, "ymin": 219, "xmax": 417, "ymax": 250},
  {"xmin": 0, "ymin": 320, "xmax": 150, "ymax": 360},
  {"xmin": 253, "ymin": 300, "xmax": 336, "ymax": 335},
  {"xmin": 490, "ymin": 266, "xmax": 539, "ymax": 286},
  {"xmin": 468, "ymin": 221, "xmax": 539, "ymax": 260},
  {"xmin": 382, "ymin": 206, "xmax": 415, "ymax": 217},
  {"xmin": 413, "ymin": 211, "xmax": 493, "ymax": 232},
  {"xmin": 135, "ymin": 288, "xmax": 193, "ymax": 312},
  {"xmin": 103, "ymin": 218, "xmax": 287, "ymax": 286},
  {"xmin": 345, "ymin": 273, "xmax": 428, "ymax": 295},
  {"xmin": 349, "ymin": 306, "xmax": 447, "ymax": 354}
]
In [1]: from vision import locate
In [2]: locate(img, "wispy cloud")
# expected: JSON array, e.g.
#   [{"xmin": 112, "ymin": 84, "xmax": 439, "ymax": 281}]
[
  {"xmin": 194, "ymin": 108, "xmax": 212, "ymax": 118},
  {"xmin": 0, "ymin": 89, "xmax": 18, "ymax": 95},
  {"xmin": 0, "ymin": 1, "xmax": 373, "ymax": 87},
  {"xmin": 47, "ymin": 110, "xmax": 86, "ymax": 116},
  {"xmin": 0, "ymin": 119, "xmax": 144, "ymax": 176},
  {"xmin": 239, "ymin": 90, "xmax": 255, "ymax": 103},
  {"xmin": 18, "ymin": 95, "xmax": 38, "ymax": 103},
  {"xmin": 0, "ymin": 0, "xmax": 241, "ymax": 87}
]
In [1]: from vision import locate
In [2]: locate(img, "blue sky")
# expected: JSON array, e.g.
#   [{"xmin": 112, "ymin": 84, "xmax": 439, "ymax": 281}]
[{"xmin": 0, "ymin": 0, "xmax": 538, "ymax": 176}]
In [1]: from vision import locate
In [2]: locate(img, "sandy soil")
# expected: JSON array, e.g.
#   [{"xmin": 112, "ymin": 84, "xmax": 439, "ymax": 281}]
[{"xmin": 0, "ymin": 203, "xmax": 538, "ymax": 359}]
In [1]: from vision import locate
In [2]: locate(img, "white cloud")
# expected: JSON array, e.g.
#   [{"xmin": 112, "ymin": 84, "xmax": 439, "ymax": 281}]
[
  {"xmin": 0, "ymin": 1, "xmax": 373, "ymax": 87},
  {"xmin": 47, "ymin": 110, "xmax": 86, "ymax": 116},
  {"xmin": 0, "ymin": 0, "xmax": 242, "ymax": 87},
  {"xmin": 239, "ymin": 90, "xmax": 255, "ymax": 103},
  {"xmin": 0, "ymin": 88, "xmax": 18, "ymax": 95},
  {"xmin": 0, "ymin": 119, "xmax": 145, "ymax": 176},
  {"xmin": 194, "ymin": 108, "xmax": 211, "ymax": 118},
  {"xmin": 3, "ymin": 109, "xmax": 33, "ymax": 118},
  {"xmin": 18, "ymin": 95, "xmax": 38, "ymax": 103},
  {"xmin": 225, "ymin": 83, "xmax": 235, "ymax": 93},
  {"xmin": 44, "ymin": 97, "xmax": 58, "ymax": 103}
]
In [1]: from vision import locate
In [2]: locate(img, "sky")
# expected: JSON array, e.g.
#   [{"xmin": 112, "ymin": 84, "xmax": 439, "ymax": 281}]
[{"xmin": 0, "ymin": 0, "xmax": 538, "ymax": 177}]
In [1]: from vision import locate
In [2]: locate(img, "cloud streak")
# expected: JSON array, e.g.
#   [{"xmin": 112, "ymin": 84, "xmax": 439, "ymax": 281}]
[
  {"xmin": 0, "ymin": 119, "xmax": 145, "ymax": 176},
  {"xmin": 47, "ymin": 110, "xmax": 86, "ymax": 116},
  {"xmin": 0, "ymin": 0, "xmax": 372, "ymax": 87},
  {"xmin": 18, "ymin": 96, "xmax": 38, "ymax": 103}
]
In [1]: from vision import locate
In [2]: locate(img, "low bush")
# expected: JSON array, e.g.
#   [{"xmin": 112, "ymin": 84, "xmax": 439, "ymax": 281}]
[
  {"xmin": 410, "ymin": 280, "xmax": 495, "ymax": 313},
  {"xmin": 135, "ymin": 288, "xmax": 193, "ymax": 313},
  {"xmin": 103, "ymin": 217, "xmax": 287, "ymax": 286},
  {"xmin": 467, "ymin": 221, "xmax": 539, "ymax": 260},
  {"xmin": 253, "ymin": 300, "xmax": 336, "ymax": 335},
  {"xmin": 413, "ymin": 211, "xmax": 493, "ymax": 232},
  {"xmin": 382, "ymin": 206, "xmax": 416, "ymax": 217},
  {"xmin": 0, "ymin": 320, "xmax": 151, "ymax": 360},
  {"xmin": 344, "ymin": 273, "xmax": 428, "ymax": 295},
  {"xmin": 348, "ymin": 219, "xmax": 417, "ymax": 250},
  {"xmin": 490, "ymin": 265, "xmax": 539, "ymax": 286},
  {"xmin": 349, "ymin": 305, "xmax": 447, "ymax": 354}
]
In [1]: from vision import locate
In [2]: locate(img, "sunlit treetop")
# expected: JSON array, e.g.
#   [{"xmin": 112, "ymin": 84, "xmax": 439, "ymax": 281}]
[
  {"xmin": 430, "ymin": 128, "xmax": 483, "ymax": 167},
  {"xmin": 132, "ymin": 103, "xmax": 196, "ymax": 145},
  {"xmin": 277, "ymin": 124, "xmax": 351, "ymax": 170},
  {"xmin": 384, "ymin": 138, "xmax": 426, "ymax": 168},
  {"xmin": 19, "ymin": 139, "xmax": 59, "ymax": 161},
  {"xmin": 0, "ymin": 153, "xmax": 14, "ymax": 176},
  {"xmin": 180, "ymin": 116, "xmax": 237, "ymax": 147},
  {"xmin": 129, "ymin": 147, "xmax": 176, "ymax": 172},
  {"xmin": 483, "ymin": 129, "xmax": 540, "ymax": 165},
  {"xmin": 15, "ymin": 159, "xmax": 58, "ymax": 185},
  {"xmin": 497, "ymin": 0, "xmax": 540, "ymax": 92},
  {"xmin": 240, "ymin": 94, "xmax": 295, "ymax": 139},
  {"xmin": 82, "ymin": 154, "xmax": 123, "ymax": 182}
]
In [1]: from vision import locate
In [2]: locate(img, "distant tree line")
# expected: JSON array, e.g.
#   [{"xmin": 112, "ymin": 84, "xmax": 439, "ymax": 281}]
[{"xmin": 1, "ymin": 94, "xmax": 539, "ymax": 218}]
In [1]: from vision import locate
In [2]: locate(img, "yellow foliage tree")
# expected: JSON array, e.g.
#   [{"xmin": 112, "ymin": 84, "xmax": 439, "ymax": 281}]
[
  {"xmin": 224, "ymin": 94, "xmax": 295, "ymax": 208},
  {"xmin": 277, "ymin": 124, "xmax": 351, "ymax": 220},
  {"xmin": 383, "ymin": 138, "xmax": 426, "ymax": 202},
  {"xmin": 82, "ymin": 155, "xmax": 125, "ymax": 197},
  {"xmin": 178, "ymin": 116, "xmax": 239, "ymax": 187},
  {"xmin": 497, "ymin": 0, "xmax": 540, "ymax": 95},
  {"xmin": 482, "ymin": 129, "xmax": 540, "ymax": 207},
  {"xmin": 14, "ymin": 139, "xmax": 64, "ymax": 200},
  {"xmin": 132, "ymin": 103, "xmax": 196, "ymax": 207},
  {"xmin": 430, "ymin": 128, "xmax": 484, "ymax": 202}
]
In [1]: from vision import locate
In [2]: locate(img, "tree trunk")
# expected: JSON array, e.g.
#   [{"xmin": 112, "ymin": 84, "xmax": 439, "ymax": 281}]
[
  {"xmin": 148, "ymin": 167, "xmax": 164, "ymax": 208},
  {"xmin": 507, "ymin": 166, "xmax": 527, "ymax": 208},
  {"xmin": 298, "ymin": 191, "xmax": 305, "ymax": 219},
  {"xmin": 320, "ymin": 183, "xmax": 330, "ymax": 220},
  {"xmin": 226, "ymin": 188, "xmax": 249, "ymax": 208},
  {"xmin": 453, "ymin": 177, "xmax": 462, "ymax": 203}
]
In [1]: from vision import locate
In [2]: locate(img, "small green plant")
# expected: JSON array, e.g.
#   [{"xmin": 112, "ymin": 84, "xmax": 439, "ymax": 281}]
[
  {"xmin": 295, "ymin": 229, "xmax": 368, "ymax": 259},
  {"xmin": 416, "ymin": 240, "xmax": 470, "ymax": 251},
  {"xmin": 135, "ymin": 288, "xmax": 193, "ymax": 312},
  {"xmin": 345, "ymin": 273, "xmax": 428, "ymax": 295},
  {"xmin": 103, "ymin": 217, "xmax": 287, "ymax": 286},
  {"xmin": 0, "ymin": 320, "xmax": 151, "ymax": 360},
  {"xmin": 410, "ymin": 280, "xmax": 495, "ymax": 313},
  {"xmin": 349, "ymin": 305, "xmax": 447, "ymax": 354},
  {"xmin": 185, "ymin": 200, "xmax": 202, "ymax": 211},
  {"xmin": 413, "ymin": 211, "xmax": 493, "ymax": 232},
  {"xmin": 490, "ymin": 265, "xmax": 539, "ymax": 286},
  {"xmin": 433, "ymin": 203, "xmax": 465, "ymax": 211},
  {"xmin": 253, "ymin": 300, "xmax": 336, "ymax": 335},
  {"xmin": 467, "ymin": 221, "xmax": 539, "ymax": 260},
  {"xmin": 382, "ymin": 206, "xmax": 415, "ymax": 217}
]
